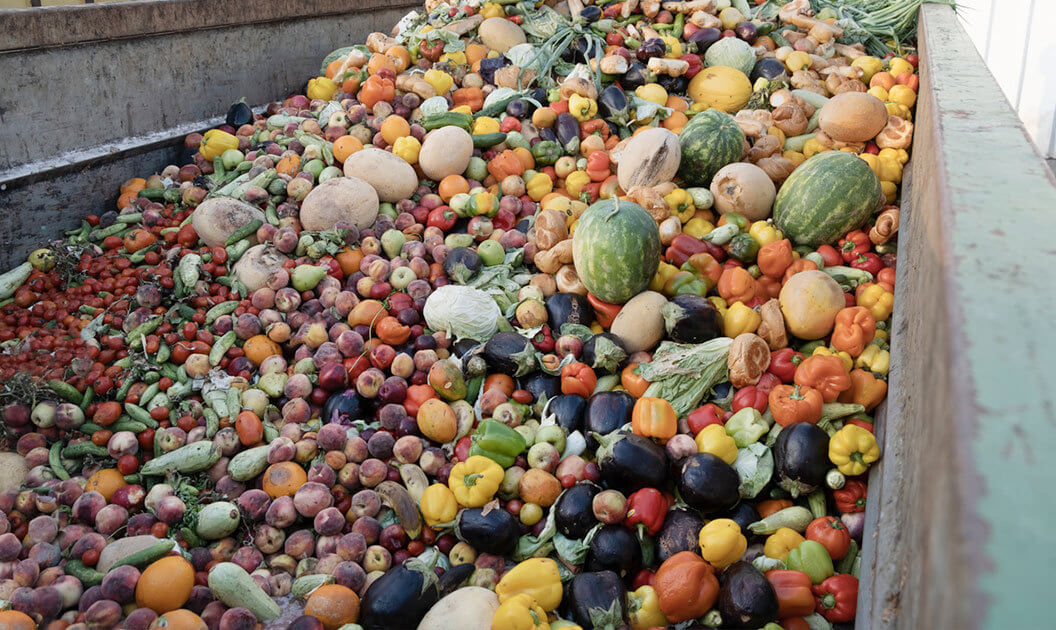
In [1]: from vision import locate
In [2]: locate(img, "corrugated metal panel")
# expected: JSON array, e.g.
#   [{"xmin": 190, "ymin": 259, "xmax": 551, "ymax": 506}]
[{"xmin": 957, "ymin": 0, "xmax": 1056, "ymax": 157}]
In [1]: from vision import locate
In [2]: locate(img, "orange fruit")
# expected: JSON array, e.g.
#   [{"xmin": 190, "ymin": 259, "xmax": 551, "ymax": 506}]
[
  {"xmin": 305, "ymin": 584, "xmax": 360, "ymax": 630},
  {"xmin": 85, "ymin": 468, "xmax": 127, "ymax": 501},
  {"xmin": 148, "ymin": 609, "xmax": 207, "ymax": 630},
  {"xmin": 262, "ymin": 462, "xmax": 308, "ymax": 498},
  {"xmin": 0, "ymin": 610, "xmax": 36, "ymax": 630},
  {"xmin": 136, "ymin": 555, "xmax": 194, "ymax": 613}
]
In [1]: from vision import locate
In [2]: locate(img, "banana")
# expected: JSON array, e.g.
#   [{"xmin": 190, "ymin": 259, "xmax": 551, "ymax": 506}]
[
  {"xmin": 376, "ymin": 480, "xmax": 422, "ymax": 539},
  {"xmin": 399, "ymin": 464, "xmax": 430, "ymax": 503}
]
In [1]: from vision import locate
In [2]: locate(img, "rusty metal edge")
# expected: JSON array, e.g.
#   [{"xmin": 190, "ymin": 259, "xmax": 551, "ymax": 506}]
[{"xmin": 0, "ymin": 0, "xmax": 421, "ymax": 53}]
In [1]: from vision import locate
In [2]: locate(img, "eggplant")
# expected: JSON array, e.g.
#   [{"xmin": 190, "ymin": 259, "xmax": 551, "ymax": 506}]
[
  {"xmin": 717, "ymin": 561, "xmax": 779, "ymax": 629},
  {"xmin": 598, "ymin": 85, "xmax": 630, "ymax": 121},
  {"xmin": 567, "ymin": 571, "xmax": 628, "ymax": 630},
  {"xmin": 583, "ymin": 391, "xmax": 634, "ymax": 450},
  {"xmin": 538, "ymin": 126, "xmax": 558, "ymax": 143},
  {"xmin": 595, "ymin": 432, "xmax": 667, "ymax": 492},
  {"xmin": 556, "ymin": 113, "xmax": 581, "ymax": 151},
  {"xmin": 483, "ymin": 331, "xmax": 537, "ymax": 377},
  {"xmin": 657, "ymin": 73, "xmax": 688, "ymax": 95},
  {"xmin": 477, "ymin": 56, "xmax": 508, "ymax": 84},
  {"xmin": 322, "ymin": 389, "xmax": 374, "ymax": 425},
  {"xmin": 521, "ymin": 372, "xmax": 560, "ymax": 403},
  {"xmin": 530, "ymin": 88, "xmax": 547, "ymax": 104},
  {"xmin": 581, "ymin": 333, "xmax": 627, "ymax": 375},
  {"xmin": 554, "ymin": 481, "xmax": 601, "ymax": 538},
  {"xmin": 561, "ymin": 38, "xmax": 593, "ymax": 64},
  {"xmin": 546, "ymin": 293, "xmax": 594, "ymax": 330},
  {"xmin": 225, "ymin": 98, "xmax": 253, "ymax": 128},
  {"xmin": 735, "ymin": 21, "xmax": 759, "ymax": 42},
  {"xmin": 678, "ymin": 453, "xmax": 741, "ymax": 514},
  {"xmin": 359, "ymin": 557, "xmax": 441, "ymax": 629},
  {"xmin": 442, "ymin": 247, "xmax": 481, "ymax": 284},
  {"xmin": 455, "ymin": 507, "xmax": 520, "ymax": 556},
  {"xmin": 452, "ymin": 338, "xmax": 481, "ymax": 358},
  {"xmin": 715, "ymin": 502, "xmax": 761, "ymax": 538},
  {"xmin": 751, "ymin": 57, "xmax": 789, "ymax": 83},
  {"xmin": 586, "ymin": 525, "xmax": 641, "ymax": 577},
  {"xmin": 437, "ymin": 563, "xmax": 475, "ymax": 598},
  {"xmin": 549, "ymin": 394, "xmax": 589, "ymax": 434},
  {"xmin": 578, "ymin": 4, "xmax": 602, "ymax": 22},
  {"xmin": 662, "ymin": 294, "xmax": 723, "ymax": 343},
  {"xmin": 688, "ymin": 27, "xmax": 722, "ymax": 52},
  {"xmin": 636, "ymin": 38, "xmax": 666, "ymax": 62},
  {"xmin": 505, "ymin": 98, "xmax": 535, "ymax": 119},
  {"xmin": 622, "ymin": 63, "xmax": 655, "ymax": 91},
  {"xmin": 773, "ymin": 422, "xmax": 830, "ymax": 497},
  {"xmin": 656, "ymin": 508, "xmax": 706, "ymax": 563}
]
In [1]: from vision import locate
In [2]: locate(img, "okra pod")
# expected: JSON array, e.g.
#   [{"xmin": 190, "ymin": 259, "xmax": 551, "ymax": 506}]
[{"xmin": 49, "ymin": 442, "xmax": 70, "ymax": 481}]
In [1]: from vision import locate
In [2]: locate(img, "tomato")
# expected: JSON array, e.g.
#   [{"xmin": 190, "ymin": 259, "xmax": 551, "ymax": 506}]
[
  {"xmin": 732, "ymin": 385, "xmax": 768, "ymax": 414},
  {"xmin": 805, "ymin": 516, "xmax": 852, "ymax": 560},
  {"xmin": 117, "ymin": 454, "xmax": 139, "ymax": 475}
]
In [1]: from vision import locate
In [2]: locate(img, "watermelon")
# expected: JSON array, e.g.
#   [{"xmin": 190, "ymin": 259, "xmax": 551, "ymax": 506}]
[
  {"xmin": 773, "ymin": 151, "xmax": 884, "ymax": 247},
  {"xmin": 572, "ymin": 199, "xmax": 661, "ymax": 304},
  {"xmin": 677, "ymin": 109, "xmax": 746, "ymax": 187}
]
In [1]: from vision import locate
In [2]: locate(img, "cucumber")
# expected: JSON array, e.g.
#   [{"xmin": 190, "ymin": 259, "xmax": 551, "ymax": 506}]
[
  {"xmin": 472, "ymin": 132, "xmax": 508, "ymax": 148},
  {"xmin": 422, "ymin": 112, "xmax": 473, "ymax": 132},
  {"xmin": 139, "ymin": 440, "xmax": 220, "ymax": 476},
  {"xmin": 208, "ymin": 562, "xmax": 282, "ymax": 620},
  {"xmin": 65, "ymin": 559, "xmax": 104, "ymax": 587},
  {"xmin": 227, "ymin": 445, "xmax": 270, "ymax": 482},
  {"xmin": 109, "ymin": 540, "xmax": 176, "ymax": 570}
]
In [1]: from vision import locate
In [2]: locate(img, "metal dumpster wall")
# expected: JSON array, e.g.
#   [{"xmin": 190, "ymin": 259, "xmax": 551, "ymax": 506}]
[
  {"xmin": 856, "ymin": 5, "xmax": 1056, "ymax": 629},
  {"xmin": 0, "ymin": 0, "xmax": 418, "ymax": 267}
]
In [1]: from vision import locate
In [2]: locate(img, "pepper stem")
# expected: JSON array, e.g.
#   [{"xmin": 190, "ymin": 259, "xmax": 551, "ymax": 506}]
[
  {"xmin": 464, "ymin": 473, "xmax": 482, "ymax": 487},
  {"xmin": 821, "ymin": 593, "xmax": 836, "ymax": 610}
]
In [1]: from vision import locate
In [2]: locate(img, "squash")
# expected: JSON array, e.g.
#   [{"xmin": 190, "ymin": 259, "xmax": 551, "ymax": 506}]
[
  {"xmin": 136, "ymin": 556, "xmax": 195, "ymax": 613},
  {"xmin": 233, "ymin": 245, "xmax": 287, "ymax": 293},
  {"xmin": 305, "ymin": 584, "xmax": 361, "ymax": 629},
  {"xmin": 609, "ymin": 290, "xmax": 668, "ymax": 353},
  {"xmin": 228, "ymin": 445, "xmax": 271, "ymax": 481},
  {"xmin": 191, "ymin": 198, "xmax": 265, "ymax": 247},
  {"xmin": 477, "ymin": 17, "xmax": 527, "ymax": 53},
  {"xmin": 818, "ymin": 92, "xmax": 889, "ymax": 142},
  {"xmin": 300, "ymin": 176, "xmax": 380, "ymax": 231},
  {"xmin": 778, "ymin": 270, "xmax": 845, "ymax": 339},
  {"xmin": 419, "ymin": 126, "xmax": 475, "ymax": 181},
  {"xmin": 416, "ymin": 587, "xmax": 500, "ymax": 630},
  {"xmin": 688, "ymin": 66, "xmax": 753, "ymax": 113},
  {"xmin": 262, "ymin": 461, "xmax": 308, "ymax": 498},
  {"xmin": 195, "ymin": 501, "xmax": 241, "ymax": 540},
  {"xmin": 616, "ymin": 128, "xmax": 682, "ymax": 192},
  {"xmin": 342, "ymin": 148, "xmax": 418, "ymax": 201},
  {"xmin": 709, "ymin": 163, "xmax": 776, "ymax": 221},
  {"xmin": 207, "ymin": 562, "xmax": 282, "ymax": 621}
]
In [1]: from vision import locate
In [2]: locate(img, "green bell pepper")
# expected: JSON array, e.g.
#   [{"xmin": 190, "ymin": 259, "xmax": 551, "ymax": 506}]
[
  {"xmin": 786, "ymin": 540, "xmax": 835, "ymax": 584},
  {"xmin": 725, "ymin": 408, "xmax": 770, "ymax": 447},
  {"xmin": 728, "ymin": 232, "xmax": 760, "ymax": 263},
  {"xmin": 531, "ymin": 141, "xmax": 562, "ymax": 166},
  {"xmin": 469, "ymin": 419, "xmax": 526, "ymax": 468}
]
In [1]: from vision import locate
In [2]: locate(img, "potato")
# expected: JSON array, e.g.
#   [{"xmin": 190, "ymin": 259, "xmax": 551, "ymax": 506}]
[
  {"xmin": 0, "ymin": 453, "xmax": 27, "ymax": 495},
  {"xmin": 300, "ymin": 176, "xmax": 379, "ymax": 231},
  {"xmin": 416, "ymin": 587, "xmax": 499, "ymax": 630},
  {"xmin": 342, "ymin": 148, "xmax": 418, "ymax": 202},
  {"xmin": 616, "ymin": 128, "xmax": 681, "ymax": 192},
  {"xmin": 779, "ymin": 270, "xmax": 845, "ymax": 339},
  {"xmin": 818, "ymin": 92, "xmax": 889, "ymax": 142},
  {"xmin": 234, "ymin": 245, "xmax": 287, "ymax": 293},
  {"xmin": 191, "ymin": 198, "xmax": 265, "ymax": 247},
  {"xmin": 610, "ymin": 290, "xmax": 668, "ymax": 353},
  {"xmin": 419, "ymin": 126, "xmax": 474, "ymax": 181},
  {"xmin": 477, "ymin": 17, "xmax": 526, "ymax": 53}
]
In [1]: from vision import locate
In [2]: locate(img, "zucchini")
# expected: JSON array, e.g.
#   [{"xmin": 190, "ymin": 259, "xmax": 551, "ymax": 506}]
[
  {"xmin": 472, "ymin": 132, "xmax": 508, "ymax": 148},
  {"xmin": 227, "ymin": 445, "xmax": 270, "ymax": 482},
  {"xmin": 422, "ymin": 112, "xmax": 473, "ymax": 132},
  {"xmin": 139, "ymin": 440, "xmax": 220, "ymax": 476},
  {"xmin": 208, "ymin": 562, "xmax": 282, "ymax": 620},
  {"xmin": 196, "ymin": 501, "xmax": 241, "ymax": 540}
]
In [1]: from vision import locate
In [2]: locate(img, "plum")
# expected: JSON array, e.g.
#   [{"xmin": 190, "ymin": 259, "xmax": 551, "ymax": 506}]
[
  {"xmin": 84, "ymin": 598, "xmax": 123, "ymax": 628},
  {"xmin": 284, "ymin": 530, "xmax": 315, "ymax": 560},
  {"xmin": 237, "ymin": 490, "xmax": 271, "ymax": 522},
  {"xmin": 122, "ymin": 607, "xmax": 158, "ymax": 630},
  {"xmin": 313, "ymin": 507, "xmax": 345, "ymax": 537},
  {"xmin": 100, "ymin": 564, "xmax": 140, "ymax": 603},
  {"xmin": 293, "ymin": 482, "xmax": 332, "ymax": 518},
  {"xmin": 265, "ymin": 496, "xmax": 297, "ymax": 529}
]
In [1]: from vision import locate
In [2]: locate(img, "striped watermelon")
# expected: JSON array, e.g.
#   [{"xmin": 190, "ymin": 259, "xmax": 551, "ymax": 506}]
[
  {"xmin": 572, "ymin": 199, "xmax": 661, "ymax": 304},
  {"xmin": 677, "ymin": 108, "xmax": 745, "ymax": 187},
  {"xmin": 773, "ymin": 151, "xmax": 884, "ymax": 247}
]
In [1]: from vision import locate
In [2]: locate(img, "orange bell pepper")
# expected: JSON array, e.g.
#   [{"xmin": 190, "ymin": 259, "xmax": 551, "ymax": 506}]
[
  {"xmin": 685, "ymin": 253, "xmax": 723, "ymax": 288},
  {"xmin": 758, "ymin": 239, "xmax": 794, "ymax": 279},
  {"xmin": 782, "ymin": 258, "xmax": 818, "ymax": 284},
  {"xmin": 561, "ymin": 362, "xmax": 596, "ymax": 397},
  {"xmin": 769, "ymin": 384, "xmax": 824, "ymax": 426},
  {"xmin": 717, "ymin": 266, "xmax": 757, "ymax": 305},
  {"xmin": 838, "ymin": 369, "xmax": 888, "ymax": 411},
  {"xmin": 486, "ymin": 150, "xmax": 525, "ymax": 181},
  {"xmin": 358, "ymin": 75, "xmax": 394, "ymax": 109},
  {"xmin": 621, "ymin": 363, "xmax": 650, "ymax": 398},
  {"xmin": 654, "ymin": 552, "xmax": 719, "ymax": 623},
  {"xmin": 586, "ymin": 293, "xmax": 622, "ymax": 328},
  {"xmin": 766, "ymin": 570, "xmax": 817, "ymax": 618},
  {"xmin": 793, "ymin": 355, "xmax": 851, "ymax": 403},
  {"xmin": 452, "ymin": 86, "xmax": 484, "ymax": 111},
  {"xmin": 631, "ymin": 397, "xmax": 678, "ymax": 440},
  {"xmin": 830, "ymin": 306, "xmax": 876, "ymax": 357}
]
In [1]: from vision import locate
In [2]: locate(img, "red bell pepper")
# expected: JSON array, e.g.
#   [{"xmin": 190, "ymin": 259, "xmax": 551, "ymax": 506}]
[
  {"xmin": 419, "ymin": 39, "xmax": 444, "ymax": 62},
  {"xmin": 838, "ymin": 230, "xmax": 871, "ymax": 262},
  {"xmin": 768, "ymin": 348, "xmax": 804, "ymax": 383},
  {"xmin": 686, "ymin": 403, "xmax": 725, "ymax": 434},
  {"xmin": 625, "ymin": 487, "xmax": 669, "ymax": 536},
  {"xmin": 813, "ymin": 574, "xmax": 859, "ymax": 623},
  {"xmin": 532, "ymin": 326, "xmax": 554, "ymax": 353},
  {"xmin": 631, "ymin": 568, "xmax": 656, "ymax": 590},
  {"xmin": 732, "ymin": 385, "xmax": 768, "ymax": 414},
  {"xmin": 765, "ymin": 570, "xmax": 816, "ymax": 618},
  {"xmin": 665, "ymin": 234, "xmax": 709, "ymax": 266},
  {"xmin": 816, "ymin": 244, "xmax": 842, "ymax": 268},
  {"xmin": 833, "ymin": 479, "xmax": 867, "ymax": 513},
  {"xmin": 680, "ymin": 53, "xmax": 703, "ymax": 78},
  {"xmin": 561, "ymin": 362, "xmax": 597, "ymax": 397},
  {"xmin": 850, "ymin": 252, "xmax": 883, "ymax": 276}
]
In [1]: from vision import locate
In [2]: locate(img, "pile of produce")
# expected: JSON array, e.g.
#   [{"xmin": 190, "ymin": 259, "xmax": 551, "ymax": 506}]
[{"xmin": 0, "ymin": 0, "xmax": 915, "ymax": 627}]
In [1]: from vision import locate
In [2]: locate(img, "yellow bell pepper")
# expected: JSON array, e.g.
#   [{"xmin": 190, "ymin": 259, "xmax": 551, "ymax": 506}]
[
  {"xmin": 493, "ymin": 593, "xmax": 550, "ymax": 630},
  {"xmin": 876, "ymin": 156, "xmax": 903, "ymax": 183},
  {"xmin": 878, "ymin": 147, "xmax": 909, "ymax": 165},
  {"xmin": 695, "ymin": 424, "xmax": 738, "ymax": 465},
  {"xmin": 306, "ymin": 76, "xmax": 339, "ymax": 101},
  {"xmin": 767, "ymin": 126, "xmax": 786, "ymax": 146},
  {"xmin": 199, "ymin": 129, "xmax": 239, "ymax": 162},
  {"xmin": 419, "ymin": 483, "xmax": 458, "ymax": 526},
  {"xmin": 829, "ymin": 424, "xmax": 881, "ymax": 476},
  {"xmin": 885, "ymin": 101, "xmax": 912, "ymax": 121},
  {"xmin": 448, "ymin": 455, "xmax": 503, "ymax": 507},
  {"xmin": 471, "ymin": 191, "xmax": 496, "ymax": 216},
  {"xmin": 480, "ymin": 2, "xmax": 505, "ymax": 18},
  {"xmin": 764, "ymin": 527, "xmax": 805, "ymax": 561},
  {"xmin": 473, "ymin": 116, "xmax": 501, "ymax": 135},
  {"xmin": 888, "ymin": 84, "xmax": 916, "ymax": 108},
  {"xmin": 783, "ymin": 150, "xmax": 806, "ymax": 166},
  {"xmin": 699, "ymin": 519, "xmax": 748, "ymax": 569},
  {"xmin": 439, "ymin": 50, "xmax": 467, "ymax": 66},
  {"xmin": 857, "ymin": 283, "xmax": 894, "ymax": 321},
  {"xmin": 565, "ymin": 170, "xmax": 591, "ymax": 198},
  {"xmin": 723, "ymin": 301, "xmax": 761, "ymax": 337},
  {"xmin": 392, "ymin": 136, "xmax": 421, "ymax": 164},
  {"xmin": 664, "ymin": 188, "xmax": 695, "ymax": 223},
  {"xmin": 785, "ymin": 51, "xmax": 811, "ymax": 72},
  {"xmin": 424, "ymin": 69, "xmax": 454, "ymax": 94},
  {"xmin": 851, "ymin": 56, "xmax": 883, "ymax": 82},
  {"xmin": 867, "ymin": 85, "xmax": 890, "ymax": 102},
  {"xmin": 859, "ymin": 153, "xmax": 879, "ymax": 175},
  {"xmin": 526, "ymin": 172, "xmax": 553, "ymax": 201},
  {"xmin": 887, "ymin": 57, "xmax": 914, "ymax": 77},
  {"xmin": 450, "ymin": 105, "xmax": 474, "ymax": 115},
  {"xmin": 635, "ymin": 83, "xmax": 668, "ymax": 106},
  {"xmin": 661, "ymin": 35, "xmax": 682, "ymax": 58},
  {"xmin": 880, "ymin": 180, "xmax": 897, "ymax": 203},
  {"xmin": 855, "ymin": 343, "xmax": 890, "ymax": 376},
  {"xmin": 497, "ymin": 558, "xmax": 563, "ymax": 611},
  {"xmin": 650, "ymin": 261, "xmax": 679, "ymax": 293},
  {"xmin": 749, "ymin": 220, "xmax": 783, "ymax": 246},
  {"xmin": 709, "ymin": 296, "xmax": 728, "ymax": 316},
  {"xmin": 568, "ymin": 94, "xmax": 598, "ymax": 122},
  {"xmin": 627, "ymin": 585, "xmax": 668, "ymax": 630},
  {"xmin": 812, "ymin": 346, "xmax": 853, "ymax": 372},
  {"xmin": 682, "ymin": 218, "xmax": 715, "ymax": 239},
  {"xmin": 803, "ymin": 138, "xmax": 828, "ymax": 158}
]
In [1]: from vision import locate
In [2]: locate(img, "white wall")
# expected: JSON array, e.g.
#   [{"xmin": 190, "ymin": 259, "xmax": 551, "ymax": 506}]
[{"xmin": 956, "ymin": 0, "xmax": 1056, "ymax": 157}]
